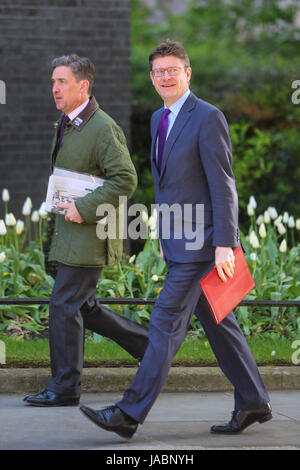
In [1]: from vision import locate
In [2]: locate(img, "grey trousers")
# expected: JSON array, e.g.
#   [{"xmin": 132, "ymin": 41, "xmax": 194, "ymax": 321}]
[{"xmin": 46, "ymin": 263, "xmax": 148, "ymax": 395}]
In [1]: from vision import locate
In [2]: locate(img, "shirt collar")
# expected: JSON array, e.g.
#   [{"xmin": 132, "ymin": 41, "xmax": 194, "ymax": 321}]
[
  {"xmin": 166, "ymin": 89, "xmax": 190, "ymax": 116},
  {"xmin": 67, "ymin": 98, "xmax": 90, "ymax": 121},
  {"xmin": 65, "ymin": 96, "xmax": 99, "ymax": 131}
]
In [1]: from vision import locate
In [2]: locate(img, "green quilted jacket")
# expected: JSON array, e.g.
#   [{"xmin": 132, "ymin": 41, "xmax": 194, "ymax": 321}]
[{"xmin": 48, "ymin": 96, "xmax": 137, "ymax": 267}]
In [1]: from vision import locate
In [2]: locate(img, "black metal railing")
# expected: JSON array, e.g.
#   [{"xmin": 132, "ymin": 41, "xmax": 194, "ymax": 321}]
[{"xmin": 0, "ymin": 298, "xmax": 299, "ymax": 307}]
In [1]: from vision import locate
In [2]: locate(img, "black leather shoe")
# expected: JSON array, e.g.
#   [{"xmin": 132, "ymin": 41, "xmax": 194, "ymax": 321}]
[
  {"xmin": 211, "ymin": 403, "xmax": 272, "ymax": 434},
  {"xmin": 80, "ymin": 405, "xmax": 138, "ymax": 439},
  {"xmin": 23, "ymin": 389, "xmax": 80, "ymax": 407}
]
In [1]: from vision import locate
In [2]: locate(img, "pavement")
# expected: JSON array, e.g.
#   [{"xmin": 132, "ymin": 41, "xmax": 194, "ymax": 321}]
[
  {"xmin": 0, "ymin": 391, "xmax": 299, "ymax": 451},
  {"xmin": 0, "ymin": 366, "xmax": 300, "ymax": 451}
]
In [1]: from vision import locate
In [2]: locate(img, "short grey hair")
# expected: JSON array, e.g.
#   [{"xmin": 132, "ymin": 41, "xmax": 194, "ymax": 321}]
[{"xmin": 52, "ymin": 54, "xmax": 95, "ymax": 95}]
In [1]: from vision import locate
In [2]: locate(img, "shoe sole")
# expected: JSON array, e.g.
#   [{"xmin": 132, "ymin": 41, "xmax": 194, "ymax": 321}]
[
  {"xmin": 24, "ymin": 399, "xmax": 80, "ymax": 407},
  {"xmin": 80, "ymin": 407, "xmax": 136, "ymax": 439}
]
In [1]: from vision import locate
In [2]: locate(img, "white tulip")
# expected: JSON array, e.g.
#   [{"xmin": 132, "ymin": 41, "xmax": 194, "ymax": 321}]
[
  {"xmin": 31, "ymin": 210, "xmax": 39, "ymax": 223},
  {"xmin": 151, "ymin": 274, "xmax": 159, "ymax": 282},
  {"xmin": 267, "ymin": 207, "xmax": 278, "ymax": 219},
  {"xmin": 248, "ymin": 195, "xmax": 257, "ymax": 209},
  {"xmin": 288, "ymin": 216, "xmax": 295, "ymax": 228},
  {"xmin": 279, "ymin": 239, "xmax": 287, "ymax": 253},
  {"xmin": 296, "ymin": 219, "xmax": 300, "ymax": 230},
  {"xmin": 277, "ymin": 222, "xmax": 286, "ymax": 235},
  {"xmin": 128, "ymin": 254, "xmax": 136, "ymax": 263},
  {"xmin": 249, "ymin": 230, "xmax": 256, "ymax": 244},
  {"xmin": 250, "ymin": 231, "xmax": 260, "ymax": 249},
  {"xmin": 38, "ymin": 202, "xmax": 48, "ymax": 219},
  {"xmin": 22, "ymin": 197, "xmax": 32, "ymax": 216},
  {"xmin": 148, "ymin": 215, "xmax": 156, "ymax": 230},
  {"xmin": 0, "ymin": 251, "xmax": 6, "ymax": 263},
  {"xmin": 256, "ymin": 214, "xmax": 264, "ymax": 225},
  {"xmin": 2, "ymin": 188, "xmax": 9, "ymax": 202},
  {"xmin": 250, "ymin": 253, "xmax": 257, "ymax": 261},
  {"xmin": 247, "ymin": 204, "xmax": 254, "ymax": 216},
  {"xmin": 15, "ymin": 220, "xmax": 24, "ymax": 235},
  {"xmin": 5, "ymin": 213, "xmax": 16, "ymax": 226},
  {"xmin": 0, "ymin": 219, "xmax": 7, "ymax": 235},
  {"xmin": 274, "ymin": 215, "xmax": 282, "ymax": 227},
  {"xmin": 283, "ymin": 212, "xmax": 289, "ymax": 224},
  {"xmin": 263, "ymin": 210, "xmax": 271, "ymax": 224},
  {"xmin": 259, "ymin": 223, "xmax": 266, "ymax": 238},
  {"xmin": 141, "ymin": 210, "xmax": 148, "ymax": 223}
]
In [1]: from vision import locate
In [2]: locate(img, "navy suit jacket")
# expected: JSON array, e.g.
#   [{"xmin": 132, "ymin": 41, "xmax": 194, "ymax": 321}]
[{"xmin": 150, "ymin": 91, "xmax": 240, "ymax": 263}]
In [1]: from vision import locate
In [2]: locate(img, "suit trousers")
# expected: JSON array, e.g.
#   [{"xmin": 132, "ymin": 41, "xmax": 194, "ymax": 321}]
[
  {"xmin": 117, "ymin": 258, "xmax": 270, "ymax": 423},
  {"xmin": 46, "ymin": 263, "xmax": 148, "ymax": 395}
]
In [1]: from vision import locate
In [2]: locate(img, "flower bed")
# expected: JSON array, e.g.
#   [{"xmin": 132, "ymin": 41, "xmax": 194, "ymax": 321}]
[{"xmin": 0, "ymin": 190, "xmax": 299, "ymax": 339}]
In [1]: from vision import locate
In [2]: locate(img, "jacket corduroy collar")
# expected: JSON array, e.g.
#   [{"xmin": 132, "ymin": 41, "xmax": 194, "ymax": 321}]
[{"xmin": 68, "ymin": 95, "xmax": 99, "ymax": 131}]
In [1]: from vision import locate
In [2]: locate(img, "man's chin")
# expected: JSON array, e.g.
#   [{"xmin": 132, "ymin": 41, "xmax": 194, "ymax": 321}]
[
  {"xmin": 160, "ymin": 88, "xmax": 177, "ymax": 100},
  {"xmin": 54, "ymin": 101, "xmax": 64, "ymax": 111},
  {"xmin": 160, "ymin": 92, "xmax": 177, "ymax": 106}
]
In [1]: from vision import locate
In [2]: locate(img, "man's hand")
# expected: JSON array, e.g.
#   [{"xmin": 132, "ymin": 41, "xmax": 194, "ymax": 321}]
[
  {"xmin": 215, "ymin": 246, "xmax": 235, "ymax": 282},
  {"xmin": 58, "ymin": 203, "xmax": 84, "ymax": 224}
]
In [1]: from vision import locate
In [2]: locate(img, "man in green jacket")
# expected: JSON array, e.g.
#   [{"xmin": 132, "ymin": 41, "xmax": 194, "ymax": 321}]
[{"xmin": 24, "ymin": 54, "xmax": 148, "ymax": 407}]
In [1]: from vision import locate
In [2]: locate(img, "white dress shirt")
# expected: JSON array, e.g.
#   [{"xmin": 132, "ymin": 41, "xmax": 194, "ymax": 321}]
[
  {"xmin": 156, "ymin": 89, "xmax": 191, "ymax": 160},
  {"xmin": 68, "ymin": 98, "xmax": 90, "ymax": 121}
]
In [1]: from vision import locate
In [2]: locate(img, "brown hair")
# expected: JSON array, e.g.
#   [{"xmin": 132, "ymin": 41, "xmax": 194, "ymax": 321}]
[
  {"xmin": 149, "ymin": 40, "xmax": 190, "ymax": 70},
  {"xmin": 52, "ymin": 54, "xmax": 95, "ymax": 95}
]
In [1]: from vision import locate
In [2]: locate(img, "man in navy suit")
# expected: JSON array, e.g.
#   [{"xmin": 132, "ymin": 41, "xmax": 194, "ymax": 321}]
[{"xmin": 80, "ymin": 40, "xmax": 272, "ymax": 438}]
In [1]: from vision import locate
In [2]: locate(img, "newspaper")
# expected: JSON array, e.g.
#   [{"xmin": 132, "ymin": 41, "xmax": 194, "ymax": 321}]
[{"xmin": 45, "ymin": 167, "xmax": 105, "ymax": 215}]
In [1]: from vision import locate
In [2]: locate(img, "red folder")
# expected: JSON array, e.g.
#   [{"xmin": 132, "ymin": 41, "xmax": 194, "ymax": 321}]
[{"xmin": 199, "ymin": 247, "xmax": 255, "ymax": 325}]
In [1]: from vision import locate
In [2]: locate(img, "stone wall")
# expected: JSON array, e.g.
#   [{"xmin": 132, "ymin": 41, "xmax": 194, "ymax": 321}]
[{"xmin": 0, "ymin": 0, "xmax": 130, "ymax": 218}]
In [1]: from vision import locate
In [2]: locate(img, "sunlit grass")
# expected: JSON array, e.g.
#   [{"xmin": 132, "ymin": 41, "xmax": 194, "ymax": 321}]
[{"xmin": 0, "ymin": 333, "xmax": 294, "ymax": 367}]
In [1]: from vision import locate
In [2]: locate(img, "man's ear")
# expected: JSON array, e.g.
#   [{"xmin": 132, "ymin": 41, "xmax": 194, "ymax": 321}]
[
  {"xmin": 80, "ymin": 79, "xmax": 90, "ymax": 94},
  {"xmin": 150, "ymin": 71, "xmax": 155, "ymax": 87},
  {"xmin": 186, "ymin": 67, "xmax": 192, "ymax": 84}
]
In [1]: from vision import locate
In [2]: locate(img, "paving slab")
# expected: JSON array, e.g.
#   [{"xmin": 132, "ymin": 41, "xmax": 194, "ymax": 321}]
[{"xmin": 1, "ymin": 390, "xmax": 299, "ymax": 451}]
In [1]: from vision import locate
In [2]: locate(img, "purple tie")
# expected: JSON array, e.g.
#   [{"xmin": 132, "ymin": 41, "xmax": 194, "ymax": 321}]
[
  {"xmin": 157, "ymin": 108, "xmax": 171, "ymax": 172},
  {"xmin": 52, "ymin": 114, "xmax": 70, "ymax": 170},
  {"xmin": 57, "ymin": 114, "xmax": 70, "ymax": 152}
]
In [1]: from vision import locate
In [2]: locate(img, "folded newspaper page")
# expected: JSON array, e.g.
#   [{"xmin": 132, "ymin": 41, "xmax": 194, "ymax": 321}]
[{"xmin": 45, "ymin": 167, "xmax": 105, "ymax": 215}]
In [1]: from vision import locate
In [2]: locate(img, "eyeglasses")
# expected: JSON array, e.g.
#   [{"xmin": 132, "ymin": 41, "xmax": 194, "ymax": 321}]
[{"xmin": 151, "ymin": 66, "xmax": 187, "ymax": 78}]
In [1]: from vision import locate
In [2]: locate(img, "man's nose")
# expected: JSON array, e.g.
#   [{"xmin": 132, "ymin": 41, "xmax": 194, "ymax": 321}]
[{"xmin": 161, "ymin": 70, "xmax": 173, "ymax": 78}]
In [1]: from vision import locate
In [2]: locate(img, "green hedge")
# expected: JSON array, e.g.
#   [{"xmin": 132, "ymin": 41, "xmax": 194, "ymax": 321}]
[{"xmin": 130, "ymin": 0, "xmax": 300, "ymax": 225}]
